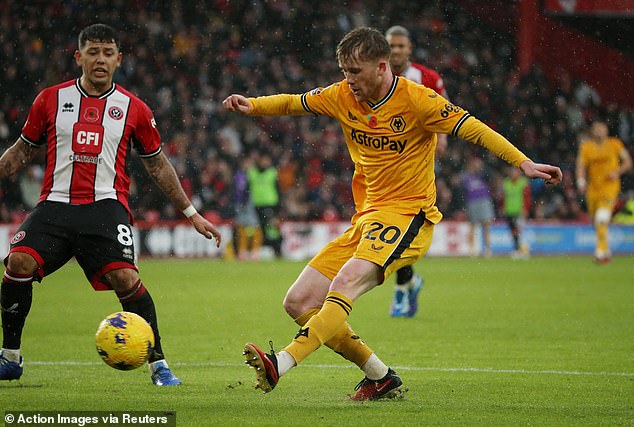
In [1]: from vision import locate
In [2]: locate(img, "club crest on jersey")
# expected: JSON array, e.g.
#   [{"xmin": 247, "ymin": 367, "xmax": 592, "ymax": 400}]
[
  {"xmin": 84, "ymin": 107, "xmax": 100, "ymax": 123},
  {"xmin": 108, "ymin": 106, "xmax": 124, "ymax": 120},
  {"xmin": 11, "ymin": 231, "xmax": 26, "ymax": 245},
  {"xmin": 390, "ymin": 115, "xmax": 406, "ymax": 133}
]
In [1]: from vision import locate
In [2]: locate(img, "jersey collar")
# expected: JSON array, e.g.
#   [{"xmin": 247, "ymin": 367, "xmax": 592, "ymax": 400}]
[
  {"xmin": 366, "ymin": 76, "xmax": 398, "ymax": 110},
  {"xmin": 75, "ymin": 78, "xmax": 117, "ymax": 99}
]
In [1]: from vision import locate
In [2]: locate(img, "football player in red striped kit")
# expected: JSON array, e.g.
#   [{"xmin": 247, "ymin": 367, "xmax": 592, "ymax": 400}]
[
  {"xmin": 0, "ymin": 24, "xmax": 221, "ymax": 385},
  {"xmin": 385, "ymin": 25, "xmax": 449, "ymax": 318}
]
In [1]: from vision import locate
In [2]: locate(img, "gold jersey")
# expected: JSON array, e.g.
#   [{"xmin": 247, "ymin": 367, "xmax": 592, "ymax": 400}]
[
  {"xmin": 578, "ymin": 137, "xmax": 625, "ymax": 197},
  {"xmin": 249, "ymin": 76, "xmax": 530, "ymax": 224}
]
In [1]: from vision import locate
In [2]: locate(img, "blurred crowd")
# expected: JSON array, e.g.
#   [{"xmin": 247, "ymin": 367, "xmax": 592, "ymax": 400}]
[{"xmin": 1, "ymin": 0, "xmax": 632, "ymax": 224}]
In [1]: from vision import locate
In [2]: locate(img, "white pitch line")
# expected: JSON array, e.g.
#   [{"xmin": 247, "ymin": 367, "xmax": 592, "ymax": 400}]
[{"xmin": 27, "ymin": 361, "xmax": 634, "ymax": 377}]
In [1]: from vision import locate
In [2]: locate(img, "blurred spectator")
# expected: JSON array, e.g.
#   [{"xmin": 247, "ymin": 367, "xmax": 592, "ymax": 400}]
[
  {"xmin": 19, "ymin": 165, "xmax": 42, "ymax": 210},
  {"xmin": 461, "ymin": 157, "xmax": 494, "ymax": 257},
  {"xmin": 247, "ymin": 152, "xmax": 282, "ymax": 257},
  {"xmin": 0, "ymin": 1, "xmax": 631, "ymax": 224},
  {"xmin": 502, "ymin": 166, "xmax": 530, "ymax": 259},
  {"xmin": 232, "ymin": 156, "xmax": 262, "ymax": 260}
]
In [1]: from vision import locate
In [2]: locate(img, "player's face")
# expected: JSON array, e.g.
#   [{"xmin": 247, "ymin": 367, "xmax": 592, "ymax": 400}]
[
  {"xmin": 590, "ymin": 122, "xmax": 608, "ymax": 141},
  {"xmin": 339, "ymin": 57, "xmax": 385, "ymax": 103},
  {"xmin": 387, "ymin": 34, "xmax": 412, "ymax": 70},
  {"xmin": 75, "ymin": 40, "xmax": 122, "ymax": 91}
]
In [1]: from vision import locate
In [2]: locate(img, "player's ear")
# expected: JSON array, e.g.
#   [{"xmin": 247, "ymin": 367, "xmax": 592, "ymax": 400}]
[
  {"xmin": 377, "ymin": 59, "xmax": 388, "ymax": 75},
  {"xmin": 74, "ymin": 50, "xmax": 81, "ymax": 66}
]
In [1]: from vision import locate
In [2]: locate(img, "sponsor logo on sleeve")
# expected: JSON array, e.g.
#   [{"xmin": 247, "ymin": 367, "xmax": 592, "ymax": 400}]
[{"xmin": 11, "ymin": 231, "xmax": 26, "ymax": 245}]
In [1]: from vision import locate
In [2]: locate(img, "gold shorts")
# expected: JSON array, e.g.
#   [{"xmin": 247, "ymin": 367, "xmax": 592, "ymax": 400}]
[
  {"xmin": 308, "ymin": 210, "xmax": 433, "ymax": 283},
  {"xmin": 586, "ymin": 192, "xmax": 616, "ymax": 217}
]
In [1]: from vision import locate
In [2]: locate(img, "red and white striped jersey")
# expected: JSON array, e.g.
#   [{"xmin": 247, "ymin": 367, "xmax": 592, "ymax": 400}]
[
  {"xmin": 400, "ymin": 62, "xmax": 447, "ymax": 98},
  {"xmin": 20, "ymin": 79, "xmax": 161, "ymax": 216}
]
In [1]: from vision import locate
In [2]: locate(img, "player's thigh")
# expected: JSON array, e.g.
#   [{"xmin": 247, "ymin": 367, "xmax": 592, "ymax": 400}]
[
  {"xmin": 353, "ymin": 210, "xmax": 433, "ymax": 283},
  {"xmin": 586, "ymin": 194, "xmax": 598, "ymax": 217},
  {"xmin": 586, "ymin": 192, "xmax": 616, "ymax": 218},
  {"xmin": 5, "ymin": 202, "xmax": 74, "ymax": 279},
  {"xmin": 330, "ymin": 257, "xmax": 383, "ymax": 301},
  {"xmin": 307, "ymin": 224, "xmax": 357, "ymax": 280},
  {"xmin": 73, "ymin": 200, "xmax": 138, "ymax": 290}
]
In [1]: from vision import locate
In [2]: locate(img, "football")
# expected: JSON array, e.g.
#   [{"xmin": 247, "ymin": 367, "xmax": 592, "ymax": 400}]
[{"xmin": 95, "ymin": 311, "xmax": 155, "ymax": 370}]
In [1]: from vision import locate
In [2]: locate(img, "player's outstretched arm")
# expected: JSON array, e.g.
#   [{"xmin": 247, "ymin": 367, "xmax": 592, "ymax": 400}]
[
  {"xmin": 0, "ymin": 138, "xmax": 38, "ymax": 180},
  {"xmin": 520, "ymin": 160, "xmax": 563, "ymax": 186},
  {"xmin": 222, "ymin": 94, "xmax": 253, "ymax": 115},
  {"xmin": 141, "ymin": 152, "xmax": 222, "ymax": 246}
]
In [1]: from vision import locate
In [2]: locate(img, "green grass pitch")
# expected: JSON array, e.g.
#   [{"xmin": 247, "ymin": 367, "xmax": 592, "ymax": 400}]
[{"xmin": 1, "ymin": 256, "xmax": 632, "ymax": 426}]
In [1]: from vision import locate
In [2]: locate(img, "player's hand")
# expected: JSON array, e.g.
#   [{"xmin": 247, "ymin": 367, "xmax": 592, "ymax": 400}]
[
  {"xmin": 520, "ymin": 161, "xmax": 563, "ymax": 185},
  {"xmin": 190, "ymin": 214, "xmax": 222, "ymax": 247},
  {"xmin": 222, "ymin": 94, "xmax": 252, "ymax": 114}
]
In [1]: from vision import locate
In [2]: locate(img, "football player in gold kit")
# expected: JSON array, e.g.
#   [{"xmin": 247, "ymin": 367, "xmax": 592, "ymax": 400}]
[
  {"xmin": 576, "ymin": 119, "xmax": 632, "ymax": 263},
  {"xmin": 223, "ymin": 27, "xmax": 562, "ymax": 400}
]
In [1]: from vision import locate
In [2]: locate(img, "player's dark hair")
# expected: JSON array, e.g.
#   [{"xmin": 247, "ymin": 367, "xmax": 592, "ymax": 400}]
[
  {"xmin": 78, "ymin": 24, "xmax": 120, "ymax": 50},
  {"xmin": 337, "ymin": 27, "xmax": 390, "ymax": 64}
]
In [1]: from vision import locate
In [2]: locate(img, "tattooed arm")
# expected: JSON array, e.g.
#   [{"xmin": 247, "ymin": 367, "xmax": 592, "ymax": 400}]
[
  {"xmin": 141, "ymin": 151, "xmax": 222, "ymax": 245},
  {"xmin": 0, "ymin": 139, "xmax": 38, "ymax": 179}
]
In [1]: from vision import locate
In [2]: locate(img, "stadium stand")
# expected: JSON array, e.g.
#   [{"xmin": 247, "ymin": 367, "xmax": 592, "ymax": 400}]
[{"xmin": 1, "ymin": 1, "xmax": 632, "ymax": 224}]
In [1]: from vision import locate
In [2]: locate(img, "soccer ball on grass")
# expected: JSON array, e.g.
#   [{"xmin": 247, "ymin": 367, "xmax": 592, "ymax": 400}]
[{"xmin": 95, "ymin": 311, "xmax": 155, "ymax": 370}]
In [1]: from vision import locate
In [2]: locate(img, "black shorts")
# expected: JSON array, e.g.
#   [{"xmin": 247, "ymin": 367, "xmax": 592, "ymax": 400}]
[{"xmin": 6, "ymin": 200, "xmax": 138, "ymax": 290}]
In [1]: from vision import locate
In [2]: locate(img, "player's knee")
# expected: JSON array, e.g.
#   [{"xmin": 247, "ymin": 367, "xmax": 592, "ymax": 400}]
[
  {"xmin": 594, "ymin": 208, "xmax": 612, "ymax": 225},
  {"xmin": 283, "ymin": 292, "xmax": 307, "ymax": 318},
  {"xmin": 105, "ymin": 268, "xmax": 140, "ymax": 293},
  {"xmin": 6, "ymin": 252, "xmax": 39, "ymax": 275}
]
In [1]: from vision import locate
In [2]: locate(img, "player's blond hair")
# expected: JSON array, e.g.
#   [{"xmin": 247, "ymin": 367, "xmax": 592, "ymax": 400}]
[{"xmin": 336, "ymin": 27, "xmax": 391, "ymax": 64}]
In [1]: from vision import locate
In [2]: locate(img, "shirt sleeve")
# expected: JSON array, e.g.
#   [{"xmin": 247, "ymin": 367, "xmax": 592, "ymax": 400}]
[
  {"xmin": 249, "ymin": 82, "xmax": 343, "ymax": 118},
  {"xmin": 20, "ymin": 90, "xmax": 49, "ymax": 147},
  {"xmin": 248, "ymin": 94, "xmax": 310, "ymax": 116},
  {"xmin": 415, "ymin": 86, "xmax": 471, "ymax": 135},
  {"xmin": 132, "ymin": 100, "xmax": 162, "ymax": 158},
  {"xmin": 456, "ymin": 116, "xmax": 531, "ymax": 167}
]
